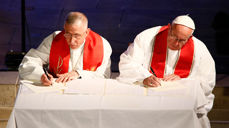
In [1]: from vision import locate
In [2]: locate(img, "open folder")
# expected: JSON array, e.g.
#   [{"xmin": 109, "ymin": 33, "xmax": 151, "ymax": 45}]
[{"xmin": 22, "ymin": 79, "xmax": 191, "ymax": 96}]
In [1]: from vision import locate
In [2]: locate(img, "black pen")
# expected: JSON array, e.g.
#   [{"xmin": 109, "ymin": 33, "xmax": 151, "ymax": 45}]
[
  {"xmin": 150, "ymin": 67, "xmax": 157, "ymax": 77},
  {"xmin": 150, "ymin": 67, "xmax": 161, "ymax": 86},
  {"xmin": 43, "ymin": 67, "xmax": 50, "ymax": 80}
]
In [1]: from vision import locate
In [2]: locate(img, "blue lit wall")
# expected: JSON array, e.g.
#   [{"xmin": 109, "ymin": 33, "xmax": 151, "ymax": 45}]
[{"xmin": 0, "ymin": 0, "xmax": 229, "ymax": 73}]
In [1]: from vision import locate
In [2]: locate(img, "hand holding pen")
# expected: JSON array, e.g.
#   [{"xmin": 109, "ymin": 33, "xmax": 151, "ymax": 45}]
[
  {"xmin": 143, "ymin": 67, "xmax": 161, "ymax": 87},
  {"xmin": 41, "ymin": 65, "xmax": 53, "ymax": 86},
  {"xmin": 150, "ymin": 67, "xmax": 161, "ymax": 86}
]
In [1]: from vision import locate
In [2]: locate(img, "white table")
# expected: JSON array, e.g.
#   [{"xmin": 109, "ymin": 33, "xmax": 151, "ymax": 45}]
[{"xmin": 7, "ymin": 79, "xmax": 206, "ymax": 128}]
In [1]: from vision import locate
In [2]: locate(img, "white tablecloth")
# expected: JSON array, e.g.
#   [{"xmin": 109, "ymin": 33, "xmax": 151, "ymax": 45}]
[{"xmin": 7, "ymin": 79, "xmax": 206, "ymax": 128}]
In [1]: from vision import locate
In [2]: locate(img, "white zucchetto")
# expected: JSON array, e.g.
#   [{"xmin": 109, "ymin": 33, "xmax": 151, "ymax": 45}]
[{"xmin": 172, "ymin": 15, "xmax": 195, "ymax": 30}]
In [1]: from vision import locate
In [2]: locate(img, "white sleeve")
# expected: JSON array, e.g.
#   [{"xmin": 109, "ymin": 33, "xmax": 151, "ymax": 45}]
[
  {"xmin": 76, "ymin": 37, "xmax": 112, "ymax": 79},
  {"xmin": 18, "ymin": 31, "xmax": 60, "ymax": 82},
  {"xmin": 117, "ymin": 33, "xmax": 153, "ymax": 84},
  {"xmin": 192, "ymin": 39, "xmax": 216, "ymax": 113}
]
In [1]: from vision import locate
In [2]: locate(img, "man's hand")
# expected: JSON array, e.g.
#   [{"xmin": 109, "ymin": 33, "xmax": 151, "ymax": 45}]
[
  {"xmin": 41, "ymin": 73, "xmax": 54, "ymax": 86},
  {"xmin": 56, "ymin": 71, "xmax": 79, "ymax": 83},
  {"xmin": 143, "ymin": 75, "xmax": 161, "ymax": 87},
  {"xmin": 162, "ymin": 74, "xmax": 180, "ymax": 81}
]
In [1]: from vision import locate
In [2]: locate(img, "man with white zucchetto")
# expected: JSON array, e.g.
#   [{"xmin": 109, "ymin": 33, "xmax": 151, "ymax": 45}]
[{"xmin": 117, "ymin": 15, "xmax": 215, "ymax": 128}]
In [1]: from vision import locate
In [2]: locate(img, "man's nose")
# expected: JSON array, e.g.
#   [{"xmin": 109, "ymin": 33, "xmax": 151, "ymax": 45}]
[
  {"xmin": 70, "ymin": 37, "xmax": 75, "ymax": 44},
  {"xmin": 174, "ymin": 40, "xmax": 179, "ymax": 46}
]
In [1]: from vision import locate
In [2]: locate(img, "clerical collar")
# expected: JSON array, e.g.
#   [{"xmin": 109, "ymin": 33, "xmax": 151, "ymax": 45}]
[{"xmin": 70, "ymin": 39, "xmax": 85, "ymax": 52}]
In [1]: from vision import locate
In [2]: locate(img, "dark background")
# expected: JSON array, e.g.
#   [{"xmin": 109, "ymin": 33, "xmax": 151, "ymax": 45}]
[{"xmin": 0, "ymin": 0, "xmax": 229, "ymax": 73}]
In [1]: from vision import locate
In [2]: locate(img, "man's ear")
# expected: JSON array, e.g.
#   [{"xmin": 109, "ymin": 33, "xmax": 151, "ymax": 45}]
[
  {"xmin": 168, "ymin": 23, "xmax": 171, "ymax": 29},
  {"xmin": 85, "ymin": 28, "xmax": 90, "ymax": 36}
]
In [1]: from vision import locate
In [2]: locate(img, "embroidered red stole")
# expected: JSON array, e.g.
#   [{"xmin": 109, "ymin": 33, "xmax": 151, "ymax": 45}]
[
  {"xmin": 49, "ymin": 30, "xmax": 104, "ymax": 75},
  {"xmin": 150, "ymin": 25, "xmax": 194, "ymax": 78}
]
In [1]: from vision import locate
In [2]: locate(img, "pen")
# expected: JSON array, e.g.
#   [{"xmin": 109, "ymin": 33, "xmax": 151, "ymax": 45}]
[
  {"xmin": 150, "ymin": 67, "xmax": 161, "ymax": 86},
  {"xmin": 150, "ymin": 67, "xmax": 157, "ymax": 77},
  {"xmin": 43, "ymin": 66, "xmax": 50, "ymax": 80}
]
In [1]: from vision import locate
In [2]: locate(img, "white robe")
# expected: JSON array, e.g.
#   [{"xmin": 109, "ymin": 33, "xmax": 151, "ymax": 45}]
[
  {"xmin": 117, "ymin": 26, "xmax": 216, "ymax": 115},
  {"xmin": 19, "ymin": 31, "xmax": 112, "ymax": 82}
]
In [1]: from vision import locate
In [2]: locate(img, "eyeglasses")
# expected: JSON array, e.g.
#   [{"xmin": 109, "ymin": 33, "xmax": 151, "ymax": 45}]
[
  {"xmin": 168, "ymin": 29, "xmax": 190, "ymax": 45},
  {"xmin": 64, "ymin": 32, "xmax": 85, "ymax": 40}
]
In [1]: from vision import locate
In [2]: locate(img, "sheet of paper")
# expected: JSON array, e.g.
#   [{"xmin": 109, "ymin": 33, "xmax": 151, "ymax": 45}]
[
  {"xmin": 21, "ymin": 80, "xmax": 67, "ymax": 93},
  {"xmin": 105, "ymin": 79, "xmax": 144, "ymax": 96},
  {"xmin": 64, "ymin": 79, "xmax": 106, "ymax": 95},
  {"xmin": 147, "ymin": 80, "xmax": 188, "ymax": 96}
]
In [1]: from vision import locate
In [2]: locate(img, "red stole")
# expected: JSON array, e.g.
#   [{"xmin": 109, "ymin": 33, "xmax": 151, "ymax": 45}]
[
  {"xmin": 150, "ymin": 25, "xmax": 194, "ymax": 78},
  {"xmin": 49, "ymin": 30, "xmax": 104, "ymax": 75}
]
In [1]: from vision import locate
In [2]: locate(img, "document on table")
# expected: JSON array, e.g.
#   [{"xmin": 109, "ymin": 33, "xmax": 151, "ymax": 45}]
[
  {"xmin": 64, "ymin": 79, "xmax": 106, "ymax": 95},
  {"xmin": 105, "ymin": 79, "xmax": 144, "ymax": 96},
  {"xmin": 21, "ymin": 79, "xmax": 190, "ymax": 96},
  {"xmin": 147, "ymin": 80, "xmax": 189, "ymax": 96},
  {"xmin": 21, "ymin": 79, "xmax": 107, "ymax": 95},
  {"xmin": 21, "ymin": 80, "xmax": 67, "ymax": 93}
]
